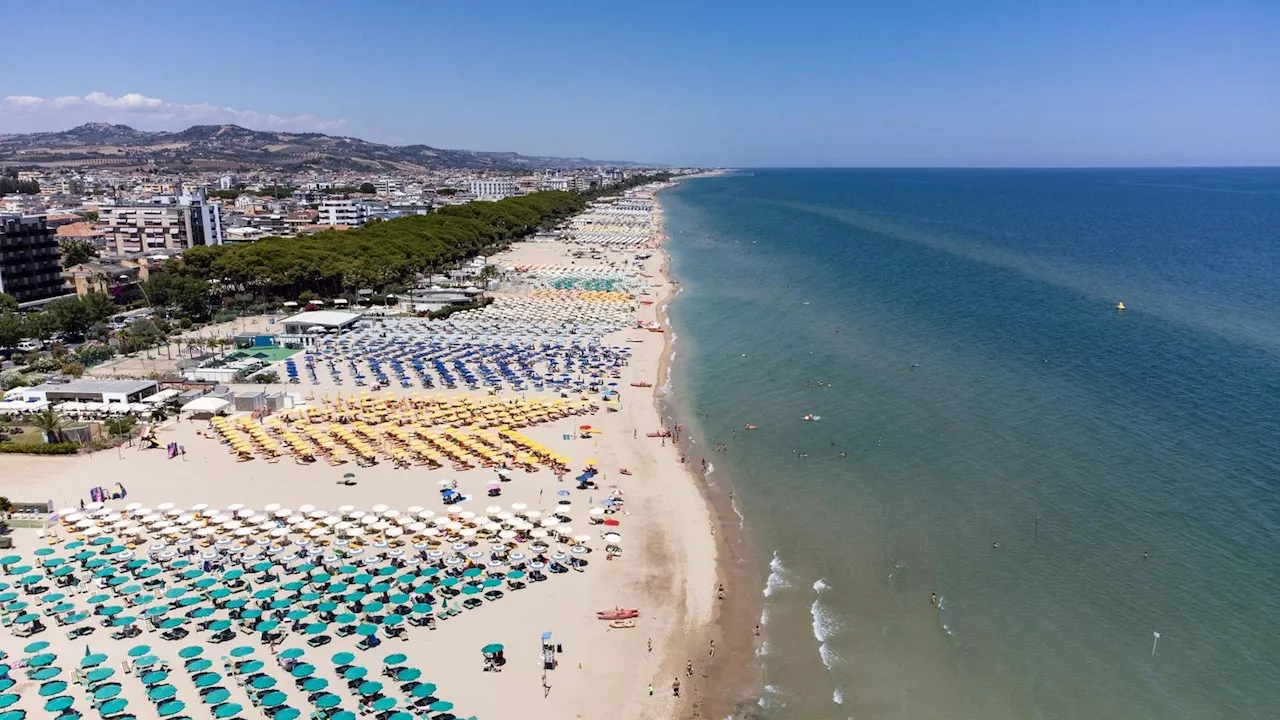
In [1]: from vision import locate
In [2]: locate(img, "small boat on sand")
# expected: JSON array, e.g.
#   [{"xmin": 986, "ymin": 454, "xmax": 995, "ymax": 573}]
[
  {"xmin": 608, "ymin": 620, "xmax": 636, "ymax": 629},
  {"xmin": 630, "ymin": 382, "xmax": 653, "ymax": 388},
  {"xmin": 597, "ymin": 608, "xmax": 640, "ymax": 620}
]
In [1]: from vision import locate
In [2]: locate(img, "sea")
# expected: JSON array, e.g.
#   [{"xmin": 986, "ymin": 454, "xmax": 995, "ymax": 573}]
[{"xmin": 658, "ymin": 168, "xmax": 1280, "ymax": 720}]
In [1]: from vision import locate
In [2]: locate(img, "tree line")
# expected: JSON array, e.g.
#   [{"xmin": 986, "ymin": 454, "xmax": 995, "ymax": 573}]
[{"xmin": 0, "ymin": 177, "xmax": 39, "ymax": 195}]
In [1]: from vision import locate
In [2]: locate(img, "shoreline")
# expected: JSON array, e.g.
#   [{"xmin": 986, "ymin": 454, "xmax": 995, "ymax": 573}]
[{"xmin": 653, "ymin": 181, "xmax": 765, "ymax": 719}]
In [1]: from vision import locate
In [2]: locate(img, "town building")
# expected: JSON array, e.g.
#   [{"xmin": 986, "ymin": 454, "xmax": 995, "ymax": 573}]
[
  {"xmin": 0, "ymin": 214, "xmax": 69, "ymax": 306},
  {"xmin": 468, "ymin": 178, "xmax": 520, "ymax": 199},
  {"xmin": 21, "ymin": 378, "xmax": 159, "ymax": 405},
  {"xmin": 316, "ymin": 198, "xmax": 368, "ymax": 226},
  {"xmin": 278, "ymin": 310, "xmax": 365, "ymax": 347},
  {"xmin": 100, "ymin": 194, "xmax": 224, "ymax": 255}
]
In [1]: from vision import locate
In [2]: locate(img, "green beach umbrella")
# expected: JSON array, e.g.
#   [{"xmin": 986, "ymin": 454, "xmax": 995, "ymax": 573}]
[
  {"xmin": 186, "ymin": 658, "xmax": 212, "ymax": 673},
  {"xmin": 23, "ymin": 639, "xmax": 49, "ymax": 652},
  {"xmin": 98, "ymin": 698, "xmax": 128, "ymax": 715},
  {"xmin": 230, "ymin": 646, "xmax": 255, "ymax": 657},
  {"xmin": 147, "ymin": 684, "xmax": 177, "ymax": 701},
  {"xmin": 409, "ymin": 682, "xmax": 437, "ymax": 697},
  {"xmin": 237, "ymin": 660, "xmax": 264, "ymax": 674},
  {"xmin": 128, "ymin": 644, "xmax": 151, "ymax": 657},
  {"xmin": 30, "ymin": 667, "xmax": 60, "ymax": 681},
  {"xmin": 331, "ymin": 651, "xmax": 355, "ymax": 665},
  {"xmin": 342, "ymin": 666, "xmax": 367, "ymax": 680},
  {"xmin": 273, "ymin": 707, "xmax": 301, "ymax": 720},
  {"xmin": 250, "ymin": 674, "xmax": 277, "ymax": 690},
  {"xmin": 178, "ymin": 645, "xmax": 203, "ymax": 659},
  {"xmin": 279, "ymin": 648, "xmax": 304, "ymax": 660},
  {"xmin": 38, "ymin": 680, "xmax": 68, "ymax": 696},
  {"xmin": 133, "ymin": 655, "xmax": 159, "ymax": 668},
  {"xmin": 206, "ymin": 619, "xmax": 231, "ymax": 631},
  {"xmin": 0, "ymin": 696, "xmax": 15, "ymax": 710},
  {"xmin": 81, "ymin": 653, "xmax": 108, "ymax": 668},
  {"xmin": 428, "ymin": 701, "xmax": 454, "ymax": 712},
  {"xmin": 371, "ymin": 697, "xmax": 396, "ymax": 712},
  {"xmin": 303, "ymin": 622, "xmax": 328, "ymax": 635},
  {"xmin": 383, "ymin": 652, "xmax": 407, "ymax": 665},
  {"xmin": 357, "ymin": 681, "xmax": 383, "ymax": 696},
  {"xmin": 395, "ymin": 668, "xmax": 420, "ymax": 682},
  {"xmin": 141, "ymin": 670, "xmax": 168, "ymax": 686},
  {"xmin": 192, "ymin": 672, "xmax": 221, "ymax": 688},
  {"xmin": 314, "ymin": 693, "xmax": 341, "ymax": 709},
  {"xmin": 44, "ymin": 695, "xmax": 74, "ymax": 712},
  {"xmin": 157, "ymin": 700, "xmax": 185, "ymax": 717},
  {"xmin": 301, "ymin": 677, "xmax": 328, "ymax": 692},
  {"xmin": 91, "ymin": 683, "xmax": 121, "ymax": 700},
  {"xmin": 85, "ymin": 667, "xmax": 114, "ymax": 683},
  {"xmin": 290, "ymin": 663, "xmax": 316, "ymax": 678},
  {"xmin": 259, "ymin": 691, "xmax": 287, "ymax": 708},
  {"xmin": 202, "ymin": 688, "xmax": 231, "ymax": 705},
  {"xmin": 481, "ymin": 643, "xmax": 504, "ymax": 654},
  {"xmin": 191, "ymin": 606, "xmax": 215, "ymax": 618},
  {"xmin": 355, "ymin": 623, "xmax": 377, "ymax": 636},
  {"xmin": 213, "ymin": 702, "xmax": 243, "ymax": 718}
]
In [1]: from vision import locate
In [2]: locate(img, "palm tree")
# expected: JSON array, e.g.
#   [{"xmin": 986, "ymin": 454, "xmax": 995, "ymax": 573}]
[{"xmin": 33, "ymin": 408, "xmax": 65, "ymax": 444}]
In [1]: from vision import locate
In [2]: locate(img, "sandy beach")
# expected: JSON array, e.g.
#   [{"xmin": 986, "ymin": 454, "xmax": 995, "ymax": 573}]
[{"xmin": 0, "ymin": 184, "xmax": 722, "ymax": 720}]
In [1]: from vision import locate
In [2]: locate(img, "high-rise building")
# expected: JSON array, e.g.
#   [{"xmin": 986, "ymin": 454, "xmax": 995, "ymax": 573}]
[
  {"xmin": 0, "ymin": 214, "xmax": 69, "ymax": 305},
  {"xmin": 317, "ymin": 198, "xmax": 368, "ymax": 226},
  {"xmin": 101, "ymin": 194, "xmax": 224, "ymax": 255}
]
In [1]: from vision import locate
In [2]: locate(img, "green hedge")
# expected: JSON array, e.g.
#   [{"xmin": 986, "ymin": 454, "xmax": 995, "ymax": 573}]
[{"xmin": 0, "ymin": 442, "xmax": 79, "ymax": 455}]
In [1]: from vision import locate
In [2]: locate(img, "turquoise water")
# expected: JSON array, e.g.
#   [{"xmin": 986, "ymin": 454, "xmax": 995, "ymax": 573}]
[{"xmin": 660, "ymin": 169, "xmax": 1280, "ymax": 720}]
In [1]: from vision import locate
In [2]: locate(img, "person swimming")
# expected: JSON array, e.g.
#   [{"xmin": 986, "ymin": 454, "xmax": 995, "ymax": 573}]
[{"xmin": 930, "ymin": 593, "xmax": 939, "ymax": 607}]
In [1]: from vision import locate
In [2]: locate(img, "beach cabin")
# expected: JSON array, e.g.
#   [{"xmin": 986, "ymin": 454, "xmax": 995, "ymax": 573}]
[{"xmin": 278, "ymin": 310, "xmax": 364, "ymax": 347}]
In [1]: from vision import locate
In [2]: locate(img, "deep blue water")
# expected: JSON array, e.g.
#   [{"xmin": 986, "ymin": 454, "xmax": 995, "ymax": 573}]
[{"xmin": 660, "ymin": 169, "xmax": 1280, "ymax": 720}]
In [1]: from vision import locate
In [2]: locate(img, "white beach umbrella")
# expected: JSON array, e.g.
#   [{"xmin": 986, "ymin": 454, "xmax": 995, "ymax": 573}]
[
  {"xmin": 156, "ymin": 502, "xmax": 175, "ymax": 512},
  {"xmin": 264, "ymin": 503, "xmax": 282, "ymax": 513},
  {"xmin": 191, "ymin": 503, "xmax": 209, "ymax": 513},
  {"xmin": 226, "ymin": 503, "xmax": 244, "ymax": 513},
  {"xmin": 371, "ymin": 504, "xmax": 389, "ymax": 514},
  {"xmin": 298, "ymin": 504, "xmax": 316, "ymax": 514}
]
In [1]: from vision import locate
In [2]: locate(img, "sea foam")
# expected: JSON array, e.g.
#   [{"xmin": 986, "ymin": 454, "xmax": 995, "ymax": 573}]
[{"xmin": 811, "ymin": 578, "xmax": 842, "ymax": 670}]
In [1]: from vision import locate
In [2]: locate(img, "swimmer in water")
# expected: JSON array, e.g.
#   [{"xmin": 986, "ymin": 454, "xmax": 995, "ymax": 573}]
[
  {"xmin": 838, "ymin": 452, "xmax": 848, "ymax": 458},
  {"xmin": 930, "ymin": 593, "xmax": 938, "ymax": 607},
  {"xmin": 992, "ymin": 541, "xmax": 1001, "ymax": 549}
]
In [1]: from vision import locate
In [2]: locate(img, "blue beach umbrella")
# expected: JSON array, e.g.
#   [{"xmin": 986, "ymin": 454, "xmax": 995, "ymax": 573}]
[
  {"xmin": 186, "ymin": 658, "xmax": 212, "ymax": 673},
  {"xmin": 23, "ymin": 639, "xmax": 50, "ymax": 652},
  {"xmin": 98, "ymin": 698, "xmax": 128, "ymax": 715},
  {"xmin": 213, "ymin": 702, "xmax": 243, "ymax": 718},
  {"xmin": 395, "ymin": 668, "xmax": 420, "ymax": 682},
  {"xmin": 178, "ymin": 645, "xmax": 203, "ymax": 659},
  {"xmin": 202, "ymin": 688, "xmax": 231, "ymax": 705},
  {"xmin": 331, "ymin": 651, "xmax": 354, "ymax": 665},
  {"xmin": 304, "ymin": 622, "xmax": 328, "ymax": 635},
  {"xmin": 279, "ymin": 648, "xmax": 305, "ymax": 660},
  {"xmin": 371, "ymin": 697, "xmax": 396, "ymax": 712},
  {"xmin": 382, "ymin": 652, "xmax": 407, "ymax": 665},
  {"xmin": 314, "ymin": 693, "xmax": 341, "ymax": 709},
  {"xmin": 250, "ymin": 674, "xmax": 277, "ymax": 690},
  {"xmin": 273, "ymin": 708, "xmax": 301, "ymax": 720},
  {"xmin": 45, "ymin": 695, "xmax": 75, "ymax": 712},
  {"xmin": 301, "ymin": 677, "xmax": 328, "ymax": 692},
  {"xmin": 357, "ymin": 681, "xmax": 383, "ymax": 696},
  {"xmin": 30, "ymin": 667, "xmax": 60, "ymax": 681},
  {"xmin": 157, "ymin": 700, "xmax": 185, "ymax": 717},
  {"xmin": 127, "ymin": 644, "xmax": 151, "ymax": 657},
  {"xmin": 81, "ymin": 653, "xmax": 108, "ymax": 668},
  {"xmin": 192, "ymin": 672, "xmax": 221, "ymax": 688},
  {"xmin": 237, "ymin": 660, "xmax": 264, "ymax": 674},
  {"xmin": 91, "ymin": 683, "xmax": 121, "ymax": 700},
  {"xmin": 141, "ymin": 670, "xmax": 169, "ymax": 686},
  {"xmin": 38, "ymin": 680, "xmax": 68, "ymax": 696},
  {"xmin": 290, "ymin": 663, "xmax": 316, "ymax": 678},
  {"xmin": 147, "ymin": 684, "xmax": 176, "ymax": 701},
  {"xmin": 230, "ymin": 646, "xmax": 255, "ymax": 657},
  {"xmin": 428, "ymin": 701, "xmax": 454, "ymax": 712},
  {"xmin": 0, "ymin": 696, "xmax": 15, "ymax": 710},
  {"xmin": 85, "ymin": 667, "xmax": 114, "ymax": 683},
  {"xmin": 409, "ymin": 682, "xmax": 437, "ymax": 698},
  {"xmin": 341, "ymin": 666, "xmax": 366, "ymax": 680},
  {"xmin": 259, "ymin": 691, "xmax": 287, "ymax": 708}
]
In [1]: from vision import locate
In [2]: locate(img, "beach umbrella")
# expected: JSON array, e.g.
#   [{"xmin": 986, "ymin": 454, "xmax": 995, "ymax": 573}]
[
  {"xmin": 331, "ymin": 650, "xmax": 355, "ymax": 665},
  {"xmin": 314, "ymin": 693, "xmax": 341, "ymax": 709},
  {"xmin": 30, "ymin": 667, "xmax": 60, "ymax": 681},
  {"xmin": 237, "ymin": 660, "xmax": 265, "ymax": 675},
  {"xmin": 45, "ymin": 695, "xmax": 75, "ymax": 713},
  {"xmin": 193, "ymin": 672, "xmax": 221, "ymax": 688},
  {"xmin": 191, "ymin": 606, "xmax": 216, "ymax": 619},
  {"xmin": 428, "ymin": 701, "xmax": 454, "ymax": 712},
  {"xmin": 81, "ymin": 653, "xmax": 108, "ymax": 668},
  {"xmin": 481, "ymin": 643, "xmax": 504, "ymax": 654},
  {"xmin": 141, "ymin": 670, "xmax": 169, "ymax": 686},
  {"xmin": 92, "ymin": 683, "xmax": 121, "ymax": 700},
  {"xmin": 278, "ymin": 648, "xmax": 305, "ymax": 661},
  {"xmin": 355, "ymin": 623, "xmax": 378, "ymax": 636},
  {"xmin": 255, "ymin": 619, "xmax": 279, "ymax": 632},
  {"xmin": 38, "ymin": 681, "xmax": 68, "ymax": 697},
  {"xmin": 371, "ymin": 697, "xmax": 396, "ymax": 712},
  {"xmin": 342, "ymin": 666, "xmax": 367, "ymax": 680},
  {"xmin": 357, "ymin": 680, "xmax": 384, "ymax": 696},
  {"xmin": 301, "ymin": 677, "xmax": 328, "ymax": 692},
  {"xmin": 250, "ymin": 674, "xmax": 277, "ymax": 690},
  {"xmin": 158, "ymin": 700, "xmax": 186, "ymax": 717},
  {"xmin": 202, "ymin": 688, "xmax": 231, "ymax": 705},
  {"xmin": 206, "ymin": 619, "xmax": 231, "ymax": 632},
  {"xmin": 23, "ymin": 639, "xmax": 50, "ymax": 653},
  {"xmin": 213, "ymin": 702, "xmax": 243, "ymax": 718},
  {"xmin": 127, "ymin": 644, "xmax": 151, "ymax": 657},
  {"xmin": 230, "ymin": 646, "xmax": 255, "ymax": 658},
  {"xmin": 409, "ymin": 682, "xmax": 438, "ymax": 698},
  {"xmin": 28, "ymin": 652, "xmax": 56, "ymax": 667},
  {"xmin": 259, "ymin": 691, "xmax": 287, "ymax": 708},
  {"xmin": 147, "ymin": 684, "xmax": 177, "ymax": 701},
  {"xmin": 0, "ymin": 697, "xmax": 14, "ymax": 710},
  {"xmin": 395, "ymin": 668, "xmax": 421, "ymax": 683},
  {"xmin": 273, "ymin": 708, "xmax": 301, "ymax": 720},
  {"xmin": 186, "ymin": 658, "xmax": 212, "ymax": 673},
  {"xmin": 133, "ymin": 654, "xmax": 159, "ymax": 669},
  {"xmin": 85, "ymin": 667, "xmax": 114, "ymax": 683},
  {"xmin": 98, "ymin": 698, "xmax": 128, "ymax": 715},
  {"xmin": 304, "ymin": 622, "xmax": 328, "ymax": 635},
  {"xmin": 290, "ymin": 663, "xmax": 316, "ymax": 678},
  {"xmin": 178, "ymin": 645, "xmax": 203, "ymax": 659}
]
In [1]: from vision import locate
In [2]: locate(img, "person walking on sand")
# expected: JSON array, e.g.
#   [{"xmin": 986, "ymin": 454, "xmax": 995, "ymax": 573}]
[
  {"xmin": 709, "ymin": 640, "xmax": 716, "ymax": 658},
  {"xmin": 686, "ymin": 660, "xmax": 693, "ymax": 677},
  {"xmin": 647, "ymin": 637, "xmax": 652, "ymax": 654},
  {"xmin": 673, "ymin": 677, "xmax": 681, "ymax": 698},
  {"xmin": 648, "ymin": 683, "xmax": 653, "ymax": 696}
]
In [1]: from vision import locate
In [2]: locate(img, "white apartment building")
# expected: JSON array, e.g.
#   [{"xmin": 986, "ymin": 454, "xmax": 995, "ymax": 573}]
[
  {"xmin": 101, "ymin": 194, "xmax": 224, "ymax": 255},
  {"xmin": 317, "ymin": 198, "xmax": 367, "ymax": 226},
  {"xmin": 540, "ymin": 176, "xmax": 571, "ymax": 191},
  {"xmin": 219, "ymin": 175, "xmax": 235, "ymax": 190},
  {"xmin": 468, "ymin": 178, "xmax": 519, "ymax": 200}
]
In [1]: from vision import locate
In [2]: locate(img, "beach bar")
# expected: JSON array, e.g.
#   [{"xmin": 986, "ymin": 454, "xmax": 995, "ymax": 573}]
[{"xmin": 21, "ymin": 378, "xmax": 159, "ymax": 405}]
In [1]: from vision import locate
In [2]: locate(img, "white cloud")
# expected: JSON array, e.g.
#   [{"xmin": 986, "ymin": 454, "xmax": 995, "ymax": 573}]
[{"xmin": 0, "ymin": 91, "xmax": 346, "ymax": 133}]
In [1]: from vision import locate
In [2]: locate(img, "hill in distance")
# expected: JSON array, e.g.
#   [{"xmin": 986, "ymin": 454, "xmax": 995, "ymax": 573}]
[{"xmin": 0, "ymin": 122, "xmax": 641, "ymax": 172}]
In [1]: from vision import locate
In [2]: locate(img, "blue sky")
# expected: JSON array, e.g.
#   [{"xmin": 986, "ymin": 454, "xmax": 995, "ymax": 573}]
[{"xmin": 3, "ymin": 0, "xmax": 1276, "ymax": 166}]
